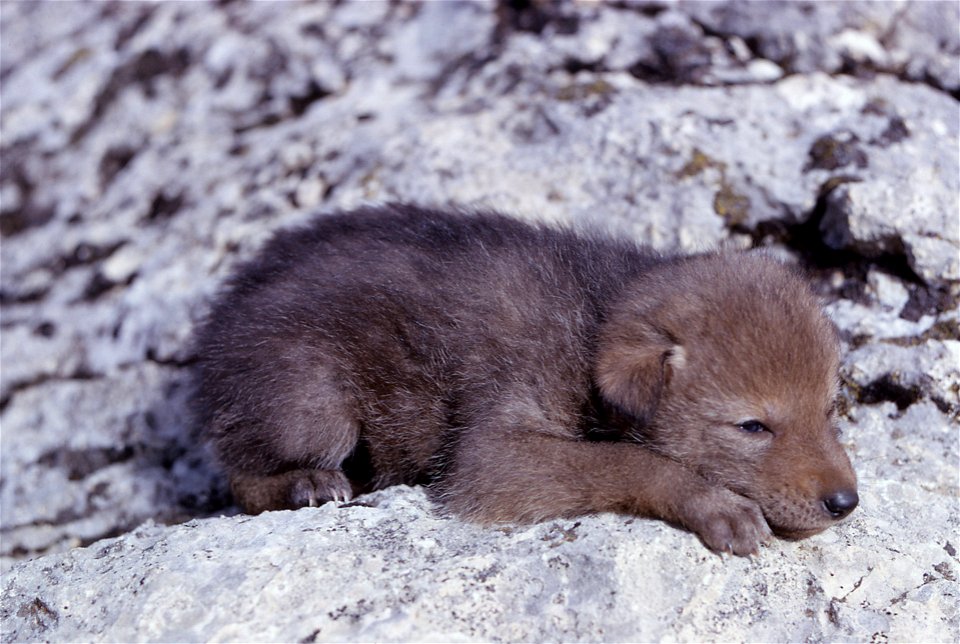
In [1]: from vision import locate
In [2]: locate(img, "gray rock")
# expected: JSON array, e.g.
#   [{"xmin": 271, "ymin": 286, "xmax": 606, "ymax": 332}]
[
  {"xmin": 814, "ymin": 91, "xmax": 960, "ymax": 283},
  {"xmin": 683, "ymin": 0, "xmax": 960, "ymax": 94},
  {"xmin": 1, "ymin": 484, "xmax": 957, "ymax": 643},
  {"xmin": 0, "ymin": 362, "xmax": 225, "ymax": 570},
  {"xmin": 390, "ymin": 1, "xmax": 495, "ymax": 81},
  {"xmin": 1, "ymin": 0, "xmax": 958, "ymax": 641}
]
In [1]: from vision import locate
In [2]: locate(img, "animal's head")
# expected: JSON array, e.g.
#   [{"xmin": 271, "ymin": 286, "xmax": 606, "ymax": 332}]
[{"xmin": 595, "ymin": 252, "xmax": 858, "ymax": 538}]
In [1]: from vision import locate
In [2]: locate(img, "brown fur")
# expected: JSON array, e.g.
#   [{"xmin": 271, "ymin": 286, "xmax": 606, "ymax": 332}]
[{"xmin": 193, "ymin": 205, "xmax": 857, "ymax": 555}]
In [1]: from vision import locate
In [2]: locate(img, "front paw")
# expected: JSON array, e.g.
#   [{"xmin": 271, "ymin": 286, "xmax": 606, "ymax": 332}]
[{"xmin": 678, "ymin": 486, "xmax": 772, "ymax": 556}]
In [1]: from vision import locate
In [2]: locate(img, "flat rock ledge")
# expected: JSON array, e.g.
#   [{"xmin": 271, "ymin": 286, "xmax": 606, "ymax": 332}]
[{"xmin": 1, "ymin": 485, "xmax": 956, "ymax": 643}]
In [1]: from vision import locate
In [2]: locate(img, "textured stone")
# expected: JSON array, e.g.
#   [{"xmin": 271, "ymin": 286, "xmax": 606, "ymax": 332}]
[
  {"xmin": 1, "ymin": 485, "xmax": 957, "ymax": 643},
  {"xmin": 684, "ymin": 0, "xmax": 960, "ymax": 94}
]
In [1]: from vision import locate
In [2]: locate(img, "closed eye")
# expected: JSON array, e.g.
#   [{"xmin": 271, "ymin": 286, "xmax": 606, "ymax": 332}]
[{"xmin": 736, "ymin": 420, "xmax": 770, "ymax": 434}]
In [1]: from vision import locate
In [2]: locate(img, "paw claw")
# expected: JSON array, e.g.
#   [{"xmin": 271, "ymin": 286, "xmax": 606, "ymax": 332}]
[
  {"xmin": 288, "ymin": 470, "xmax": 352, "ymax": 509},
  {"xmin": 682, "ymin": 486, "xmax": 771, "ymax": 557}
]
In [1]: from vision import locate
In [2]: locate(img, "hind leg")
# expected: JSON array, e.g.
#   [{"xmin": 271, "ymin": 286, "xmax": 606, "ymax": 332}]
[
  {"xmin": 231, "ymin": 469, "xmax": 354, "ymax": 514},
  {"xmin": 209, "ymin": 358, "xmax": 363, "ymax": 514}
]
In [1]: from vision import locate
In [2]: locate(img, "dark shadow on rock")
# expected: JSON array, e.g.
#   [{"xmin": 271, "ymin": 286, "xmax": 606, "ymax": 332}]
[{"xmin": 139, "ymin": 369, "xmax": 234, "ymax": 525}]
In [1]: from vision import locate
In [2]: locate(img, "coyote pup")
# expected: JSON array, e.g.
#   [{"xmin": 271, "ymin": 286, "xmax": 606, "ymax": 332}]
[{"xmin": 195, "ymin": 205, "xmax": 857, "ymax": 555}]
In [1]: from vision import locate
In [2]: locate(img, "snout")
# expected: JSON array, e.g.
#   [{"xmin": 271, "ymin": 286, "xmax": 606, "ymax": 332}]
[
  {"xmin": 758, "ymin": 443, "xmax": 858, "ymax": 539},
  {"xmin": 822, "ymin": 488, "xmax": 858, "ymax": 519},
  {"xmin": 770, "ymin": 489, "xmax": 857, "ymax": 540},
  {"xmin": 770, "ymin": 484, "xmax": 858, "ymax": 539}
]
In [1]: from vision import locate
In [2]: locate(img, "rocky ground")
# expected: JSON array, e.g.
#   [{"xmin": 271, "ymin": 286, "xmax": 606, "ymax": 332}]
[{"xmin": 1, "ymin": 1, "xmax": 958, "ymax": 641}]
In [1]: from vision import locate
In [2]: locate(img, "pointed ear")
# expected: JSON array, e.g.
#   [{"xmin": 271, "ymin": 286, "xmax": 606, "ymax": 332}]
[{"xmin": 595, "ymin": 325, "xmax": 683, "ymax": 427}]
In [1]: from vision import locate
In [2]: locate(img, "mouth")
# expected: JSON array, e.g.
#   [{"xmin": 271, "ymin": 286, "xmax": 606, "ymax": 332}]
[
  {"xmin": 741, "ymin": 499, "xmax": 829, "ymax": 541},
  {"xmin": 762, "ymin": 501, "xmax": 858, "ymax": 541},
  {"xmin": 770, "ymin": 525, "xmax": 827, "ymax": 541},
  {"xmin": 764, "ymin": 516, "xmax": 832, "ymax": 541},
  {"xmin": 749, "ymin": 495, "xmax": 854, "ymax": 542}
]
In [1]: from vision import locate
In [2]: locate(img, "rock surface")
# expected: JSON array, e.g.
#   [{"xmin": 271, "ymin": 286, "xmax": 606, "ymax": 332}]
[
  {"xmin": 1, "ymin": 485, "xmax": 956, "ymax": 643},
  {"xmin": 1, "ymin": 1, "xmax": 957, "ymax": 642}
]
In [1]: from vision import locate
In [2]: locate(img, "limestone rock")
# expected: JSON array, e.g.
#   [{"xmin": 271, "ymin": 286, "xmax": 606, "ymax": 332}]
[{"xmin": 2, "ymin": 485, "xmax": 957, "ymax": 643}]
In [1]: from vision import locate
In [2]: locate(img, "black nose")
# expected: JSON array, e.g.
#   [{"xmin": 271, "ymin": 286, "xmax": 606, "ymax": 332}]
[{"xmin": 822, "ymin": 489, "xmax": 859, "ymax": 519}]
